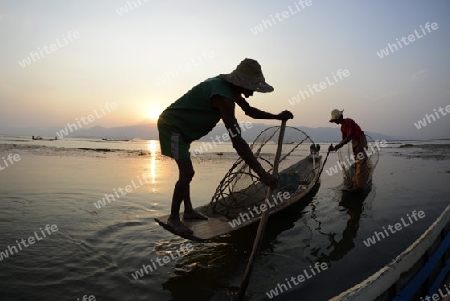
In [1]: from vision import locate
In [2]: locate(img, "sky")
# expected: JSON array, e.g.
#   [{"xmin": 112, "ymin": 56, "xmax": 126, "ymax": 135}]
[{"xmin": 0, "ymin": 0, "xmax": 449, "ymax": 139}]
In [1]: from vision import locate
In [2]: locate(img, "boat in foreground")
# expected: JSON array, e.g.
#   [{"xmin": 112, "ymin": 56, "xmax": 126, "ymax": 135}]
[{"xmin": 330, "ymin": 204, "xmax": 450, "ymax": 301}]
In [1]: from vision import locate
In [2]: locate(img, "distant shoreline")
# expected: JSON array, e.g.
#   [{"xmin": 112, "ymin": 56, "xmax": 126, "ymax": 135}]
[{"xmin": 1, "ymin": 139, "xmax": 450, "ymax": 160}]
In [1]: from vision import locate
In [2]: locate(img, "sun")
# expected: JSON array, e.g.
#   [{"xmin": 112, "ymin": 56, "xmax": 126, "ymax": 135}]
[{"xmin": 147, "ymin": 107, "xmax": 162, "ymax": 121}]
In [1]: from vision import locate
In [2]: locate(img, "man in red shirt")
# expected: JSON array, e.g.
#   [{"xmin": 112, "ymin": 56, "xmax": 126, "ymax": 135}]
[{"xmin": 328, "ymin": 109, "xmax": 368, "ymax": 190}]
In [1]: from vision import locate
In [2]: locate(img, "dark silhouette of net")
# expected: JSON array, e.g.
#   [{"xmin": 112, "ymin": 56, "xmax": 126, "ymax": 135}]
[
  {"xmin": 209, "ymin": 126, "xmax": 320, "ymax": 218},
  {"xmin": 338, "ymin": 134, "xmax": 380, "ymax": 187}
]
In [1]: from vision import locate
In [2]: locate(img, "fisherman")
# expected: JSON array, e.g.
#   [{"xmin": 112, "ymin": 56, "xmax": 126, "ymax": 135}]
[
  {"xmin": 328, "ymin": 109, "xmax": 368, "ymax": 191},
  {"xmin": 157, "ymin": 58, "xmax": 293, "ymax": 235}
]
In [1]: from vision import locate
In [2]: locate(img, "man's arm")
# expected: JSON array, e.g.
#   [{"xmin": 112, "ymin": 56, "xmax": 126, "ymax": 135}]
[
  {"xmin": 330, "ymin": 130, "xmax": 352, "ymax": 151},
  {"xmin": 334, "ymin": 135, "xmax": 352, "ymax": 150},
  {"xmin": 211, "ymin": 95, "xmax": 278, "ymax": 189},
  {"xmin": 235, "ymin": 97, "xmax": 293, "ymax": 120}
]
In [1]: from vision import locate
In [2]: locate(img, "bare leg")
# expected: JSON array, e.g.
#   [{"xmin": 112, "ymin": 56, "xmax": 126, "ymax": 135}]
[
  {"xmin": 180, "ymin": 167, "xmax": 207, "ymax": 219},
  {"xmin": 183, "ymin": 182, "xmax": 207, "ymax": 220},
  {"xmin": 167, "ymin": 159, "xmax": 195, "ymax": 235},
  {"xmin": 183, "ymin": 183, "xmax": 194, "ymax": 213},
  {"xmin": 352, "ymin": 136, "xmax": 368, "ymax": 190},
  {"xmin": 175, "ymin": 159, "xmax": 207, "ymax": 220},
  {"xmin": 169, "ymin": 159, "xmax": 195, "ymax": 220}
]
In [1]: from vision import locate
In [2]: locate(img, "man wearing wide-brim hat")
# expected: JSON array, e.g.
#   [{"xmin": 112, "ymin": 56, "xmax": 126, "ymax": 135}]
[
  {"xmin": 328, "ymin": 109, "xmax": 369, "ymax": 191},
  {"xmin": 158, "ymin": 58, "xmax": 293, "ymax": 235}
]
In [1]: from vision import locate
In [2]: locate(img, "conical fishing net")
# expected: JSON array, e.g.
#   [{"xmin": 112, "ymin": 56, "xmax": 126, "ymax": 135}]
[
  {"xmin": 338, "ymin": 134, "xmax": 380, "ymax": 187},
  {"xmin": 209, "ymin": 126, "xmax": 321, "ymax": 219}
]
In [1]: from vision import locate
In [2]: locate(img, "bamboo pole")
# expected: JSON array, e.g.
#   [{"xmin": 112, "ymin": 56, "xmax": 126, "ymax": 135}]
[{"xmin": 236, "ymin": 120, "xmax": 287, "ymax": 301}]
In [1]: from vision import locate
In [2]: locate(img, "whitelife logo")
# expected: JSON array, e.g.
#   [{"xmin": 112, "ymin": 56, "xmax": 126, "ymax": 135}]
[
  {"xmin": 288, "ymin": 69, "xmax": 350, "ymax": 105},
  {"xmin": 76, "ymin": 295, "xmax": 96, "ymax": 301},
  {"xmin": 0, "ymin": 154, "xmax": 21, "ymax": 171},
  {"xmin": 18, "ymin": 31, "xmax": 80, "ymax": 68},
  {"xmin": 93, "ymin": 173, "xmax": 151, "ymax": 209},
  {"xmin": 265, "ymin": 262, "xmax": 329, "ymax": 298},
  {"xmin": 414, "ymin": 104, "xmax": 450, "ymax": 130},
  {"xmin": 115, "ymin": 0, "xmax": 149, "ymax": 16},
  {"xmin": 152, "ymin": 50, "xmax": 215, "ymax": 86},
  {"xmin": 250, "ymin": 0, "xmax": 313, "ymax": 35},
  {"xmin": 376, "ymin": 22, "xmax": 439, "ymax": 58},
  {"xmin": 56, "ymin": 102, "xmax": 118, "ymax": 139},
  {"xmin": 131, "ymin": 243, "xmax": 193, "ymax": 280},
  {"xmin": 0, "ymin": 224, "xmax": 58, "ymax": 261},
  {"xmin": 228, "ymin": 192, "xmax": 291, "ymax": 228},
  {"xmin": 363, "ymin": 210, "xmax": 425, "ymax": 247},
  {"xmin": 192, "ymin": 122, "xmax": 253, "ymax": 156},
  {"xmin": 325, "ymin": 140, "xmax": 387, "ymax": 177}
]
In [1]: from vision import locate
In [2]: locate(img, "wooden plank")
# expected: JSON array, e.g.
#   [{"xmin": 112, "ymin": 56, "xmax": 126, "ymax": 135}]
[
  {"xmin": 154, "ymin": 182, "xmax": 318, "ymax": 241},
  {"xmin": 154, "ymin": 214, "xmax": 232, "ymax": 241}
]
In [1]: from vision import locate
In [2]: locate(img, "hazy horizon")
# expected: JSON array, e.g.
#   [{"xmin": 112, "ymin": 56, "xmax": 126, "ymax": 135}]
[
  {"xmin": 1, "ymin": 1, "xmax": 449, "ymax": 140},
  {"xmin": 2, "ymin": 121, "xmax": 447, "ymax": 142}
]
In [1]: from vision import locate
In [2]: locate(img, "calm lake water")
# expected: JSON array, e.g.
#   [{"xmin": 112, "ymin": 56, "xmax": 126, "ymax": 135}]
[{"xmin": 0, "ymin": 136, "xmax": 449, "ymax": 301}]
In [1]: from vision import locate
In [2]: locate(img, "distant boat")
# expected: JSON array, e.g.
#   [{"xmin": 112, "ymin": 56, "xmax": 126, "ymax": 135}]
[
  {"xmin": 101, "ymin": 138, "xmax": 130, "ymax": 141},
  {"xmin": 32, "ymin": 136, "xmax": 57, "ymax": 141}
]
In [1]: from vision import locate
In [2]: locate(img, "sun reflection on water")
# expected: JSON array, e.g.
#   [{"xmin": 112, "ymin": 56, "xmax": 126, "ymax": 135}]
[{"xmin": 147, "ymin": 140, "xmax": 157, "ymax": 187}]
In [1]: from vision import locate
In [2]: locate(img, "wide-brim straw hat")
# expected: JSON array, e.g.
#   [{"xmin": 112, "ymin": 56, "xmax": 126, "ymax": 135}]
[
  {"xmin": 220, "ymin": 58, "xmax": 274, "ymax": 93},
  {"xmin": 329, "ymin": 109, "xmax": 344, "ymax": 122}
]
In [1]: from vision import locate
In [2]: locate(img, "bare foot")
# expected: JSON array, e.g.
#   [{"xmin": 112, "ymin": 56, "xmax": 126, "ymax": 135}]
[
  {"xmin": 183, "ymin": 210, "xmax": 208, "ymax": 220},
  {"xmin": 167, "ymin": 218, "xmax": 193, "ymax": 235}
]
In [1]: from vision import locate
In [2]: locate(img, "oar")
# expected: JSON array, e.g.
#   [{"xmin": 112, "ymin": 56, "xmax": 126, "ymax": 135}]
[{"xmin": 236, "ymin": 119, "xmax": 287, "ymax": 301}]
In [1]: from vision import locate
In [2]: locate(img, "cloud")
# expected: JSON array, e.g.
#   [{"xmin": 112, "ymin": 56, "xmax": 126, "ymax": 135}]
[{"xmin": 411, "ymin": 69, "xmax": 430, "ymax": 81}]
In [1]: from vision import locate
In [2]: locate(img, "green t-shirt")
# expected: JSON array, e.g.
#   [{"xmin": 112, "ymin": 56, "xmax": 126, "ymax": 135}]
[{"xmin": 158, "ymin": 76, "xmax": 235, "ymax": 143}]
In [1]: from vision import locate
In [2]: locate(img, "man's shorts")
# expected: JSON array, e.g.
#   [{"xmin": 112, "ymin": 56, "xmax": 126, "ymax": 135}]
[{"xmin": 158, "ymin": 123, "xmax": 191, "ymax": 160}]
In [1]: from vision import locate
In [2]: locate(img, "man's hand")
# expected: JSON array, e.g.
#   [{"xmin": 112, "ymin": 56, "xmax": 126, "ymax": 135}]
[
  {"xmin": 277, "ymin": 110, "xmax": 294, "ymax": 121},
  {"xmin": 260, "ymin": 172, "xmax": 278, "ymax": 189},
  {"xmin": 328, "ymin": 145, "xmax": 335, "ymax": 152},
  {"xmin": 330, "ymin": 144, "xmax": 342, "ymax": 152}
]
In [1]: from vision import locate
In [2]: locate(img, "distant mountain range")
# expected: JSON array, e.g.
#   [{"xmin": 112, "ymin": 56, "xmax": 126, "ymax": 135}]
[{"xmin": 1, "ymin": 123, "xmax": 399, "ymax": 142}]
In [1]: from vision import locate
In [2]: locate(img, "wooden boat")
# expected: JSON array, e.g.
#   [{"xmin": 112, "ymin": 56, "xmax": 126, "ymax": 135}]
[
  {"xmin": 329, "ymin": 204, "xmax": 450, "ymax": 301},
  {"xmin": 101, "ymin": 138, "xmax": 130, "ymax": 141},
  {"xmin": 32, "ymin": 136, "xmax": 57, "ymax": 141},
  {"xmin": 155, "ymin": 153, "xmax": 322, "ymax": 241},
  {"xmin": 155, "ymin": 126, "xmax": 324, "ymax": 241}
]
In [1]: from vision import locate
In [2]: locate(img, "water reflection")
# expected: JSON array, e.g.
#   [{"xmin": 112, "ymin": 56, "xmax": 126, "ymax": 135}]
[
  {"xmin": 311, "ymin": 186, "xmax": 374, "ymax": 264},
  {"xmin": 158, "ymin": 179, "xmax": 377, "ymax": 300},
  {"xmin": 161, "ymin": 184, "xmax": 322, "ymax": 300},
  {"xmin": 147, "ymin": 140, "xmax": 157, "ymax": 187}
]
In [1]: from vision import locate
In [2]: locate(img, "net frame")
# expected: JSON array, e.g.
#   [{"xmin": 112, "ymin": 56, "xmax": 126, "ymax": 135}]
[
  {"xmin": 209, "ymin": 126, "xmax": 319, "ymax": 218},
  {"xmin": 338, "ymin": 134, "xmax": 380, "ymax": 187}
]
